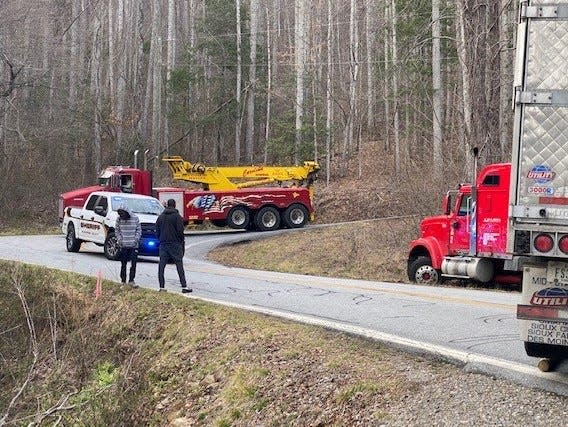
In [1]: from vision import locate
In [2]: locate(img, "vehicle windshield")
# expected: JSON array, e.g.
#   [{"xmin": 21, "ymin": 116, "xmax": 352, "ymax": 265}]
[
  {"xmin": 110, "ymin": 195, "xmax": 164, "ymax": 216},
  {"xmin": 98, "ymin": 170, "xmax": 114, "ymax": 187}
]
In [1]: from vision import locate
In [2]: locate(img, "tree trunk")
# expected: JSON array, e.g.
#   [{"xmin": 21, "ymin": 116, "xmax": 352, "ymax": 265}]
[
  {"xmin": 432, "ymin": 0, "xmax": 443, "ymax": 177},
  {"xmin": 457, "ymin": 0, "xmax": 473, "ymax": 177},
  {"xmin": 365, "ymin": 0, "xmax": 374, "ymax": 134},
  {"xmin": 264, "ymin": 2, "xmax": 272, "ymax": 163},
  {"xmin": 344, "ymin": 0, "xmax": 359, "ymax": 160},
  {"xmin": 164, "ymin": 0, "xmax": 176, "ymax": 155},
  {"xmin": 499, "ymin": 0, "xmax": 514, "ymax": 156},
  {"xmin": 150, "ymin": 0, "xmax": 162, "ymax": 155},
  {"xmin": 235, "ymin": 0, "xmax": 242, "ymax": 163},
  {"xmin": 390, "ymin": 0, "xmax": 400, "ymax": 174},
  {"xmin": 325, "ymin": 0, "xmax": 332, "ymax": 185},
  {"xmin": 245, "ymin": 0, "xmax": 259, "ymax": 163},
  {"xmin": 115, "ymin": 0, "xmax": 126, "ymax": 156},
  {"xmin": 383, "ymin": 1, "xmax": 390, "ymax": 152},
  {"xmin": 91, "ymin": 7, "xmax": 103, "ymax": 173},
  {"xmin": 294, "ymin": 0, "xmax": 306, "ymax": 164}
]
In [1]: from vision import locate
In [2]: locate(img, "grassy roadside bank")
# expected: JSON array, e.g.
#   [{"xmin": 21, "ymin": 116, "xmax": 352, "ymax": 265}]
[
  {"xmin": 1, "ymin": 259, "xmax": 565, "ymax": 425},
  {"xmin": 0, "ymin": 261, "xmax": 425, "ymax": 425},
  {"xmin": 207, "ymin": 218, "xmax": 417, "ymax": 284}
]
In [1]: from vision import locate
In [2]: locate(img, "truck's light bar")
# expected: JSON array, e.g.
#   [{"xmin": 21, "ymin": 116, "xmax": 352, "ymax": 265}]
[{"xmin": 517, "ymin": 304, "xmax": 568, "ymax": 322}]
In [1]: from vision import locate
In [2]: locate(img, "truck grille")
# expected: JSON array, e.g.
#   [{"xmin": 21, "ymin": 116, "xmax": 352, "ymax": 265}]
[{"xmin": 141, "ymin": 223, "xmax": 157, "ymax": 237}]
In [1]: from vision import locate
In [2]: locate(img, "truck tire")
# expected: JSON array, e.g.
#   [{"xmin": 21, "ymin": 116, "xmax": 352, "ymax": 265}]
[
  {"xmin": 104, "ymin": 231, "xmax": 121, "ymax": 260},
  {"xmin": 282, "ymin": 203, "xmax": 309, "ymax": 228},
  {"xmin": 66, "ymin": 224, "xmax": 82, "ymax": 252},
  {"xmin": 524, "ymin": 342, "xmax": 568, "ymax": 360},
  {"xmin": 227, "ymin": 206, "xmax": 250, "ymax": 229},
  {"xmin": 408, "ymin": 256, "xmax": 440, "ymax": 285},
  {"xmin": 255, "ymin": 206, "xmax": 281, "ymax": 231}
]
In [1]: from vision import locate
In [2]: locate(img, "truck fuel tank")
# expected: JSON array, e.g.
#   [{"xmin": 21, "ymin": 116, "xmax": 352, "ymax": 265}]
[{"xmin": 441, "ymin": 257, "xmax": 494, "ymax": 283}]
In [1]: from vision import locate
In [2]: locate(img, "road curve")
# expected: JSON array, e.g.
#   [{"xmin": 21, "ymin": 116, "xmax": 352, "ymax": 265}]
[{"xmin": 1, "ymin": 231, "xmax": 568, "ymax": 396}]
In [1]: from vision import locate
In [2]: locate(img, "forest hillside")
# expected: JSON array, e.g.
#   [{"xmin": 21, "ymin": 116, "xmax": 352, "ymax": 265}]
[{"xmin": 0, "ymin": 1, "xmax": 517, "ymax": 230}]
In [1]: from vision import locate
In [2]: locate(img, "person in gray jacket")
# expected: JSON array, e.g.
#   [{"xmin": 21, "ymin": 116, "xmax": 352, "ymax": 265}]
[
  {"xmin": 116, "ymin": 205, "xmax": 141, "ymax": 288},
  {"xmin": 156, "ymin": 199, "xmax": 190, "ymax": 293}
]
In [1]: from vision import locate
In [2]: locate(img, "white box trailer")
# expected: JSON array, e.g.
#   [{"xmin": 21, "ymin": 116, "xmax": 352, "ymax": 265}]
[{"xmin": 510, "ymin": 1, "xmax": 568, "ymax": 367}]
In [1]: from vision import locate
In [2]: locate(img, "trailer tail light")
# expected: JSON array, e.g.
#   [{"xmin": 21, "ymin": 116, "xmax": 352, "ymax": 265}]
[
  {"xmin": 534, "ymin": 233, "xmax": 554, "ymax": 253},
  {"xmin": 517, "ymin": 304, "xmax": 560, "ymax": 321},
  {"xmin": 559, "ymin": 235, "xmax": 568, "ymax": 254}
]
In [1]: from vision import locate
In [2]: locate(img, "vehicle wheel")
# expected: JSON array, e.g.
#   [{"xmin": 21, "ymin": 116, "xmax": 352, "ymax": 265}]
[
  {"xmin": 282, "ymin": 203, "xmax": 309, "ymax": 228},
  {"xmin": 104, "ymin": 231, "xmax": 121, "ymax": 260},
  {"xmin": 408, "ymin": 256, "xmax": 440, "ymax": 285},
  {"xmin": 255, "ymin": 206, "xmax": 281, "ymax": 231},
  {"xmin": 66, "ymin": 224, "xmax": 82, "ymax": 252},
  {"xmin": 227, "ymin": 206, "xmax": 250, "ymax": 229},
  {"xmin": 524, "ymin": 342, "xmax": 568, "ymax": 360}
]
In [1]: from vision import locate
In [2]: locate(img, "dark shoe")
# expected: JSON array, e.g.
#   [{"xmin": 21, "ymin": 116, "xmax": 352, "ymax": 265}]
[
  {"xmin": 159, "ymin": 288, "xmax": 167, "ymax": 292},
  {"xmin": 181, "ymin": 287, "xmax": 193, "ymax": 294}
]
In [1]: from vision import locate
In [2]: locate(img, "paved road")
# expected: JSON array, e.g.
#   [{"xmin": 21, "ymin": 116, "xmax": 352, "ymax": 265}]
[{"xmin": 2, "ymin": 231, "xmax": 568, "ymax": 395}]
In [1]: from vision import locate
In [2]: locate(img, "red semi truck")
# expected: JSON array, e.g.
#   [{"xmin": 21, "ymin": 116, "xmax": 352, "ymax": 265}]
[
  {"xmin": 410, "ymin": 0, "xmax": 568, "ymax": 368},
  {"xmin": 407, "ymin": 162, "xmax": 517, "ymax": 286},
  {"xmin": 59, "ymin": 152, "xmax": 320, "ymax": 232}
]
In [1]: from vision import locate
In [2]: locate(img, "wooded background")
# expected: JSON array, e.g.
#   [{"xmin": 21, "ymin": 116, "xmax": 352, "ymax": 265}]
[{"xmin": 0, "ymin": 0, "xmax": 517, "ymax": 226}]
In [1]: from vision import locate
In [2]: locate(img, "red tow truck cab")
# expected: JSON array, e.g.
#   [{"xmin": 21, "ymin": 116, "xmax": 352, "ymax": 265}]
[
  {"xmin": 58, "ymin": 167, "xmax": 152, "ymax": 221},
  {"xmin": 407, "ymin": 163, "xmax": 517, "ymax": 285}
]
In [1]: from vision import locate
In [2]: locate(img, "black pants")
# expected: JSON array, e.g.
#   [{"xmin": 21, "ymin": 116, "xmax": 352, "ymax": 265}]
[
  {"xmin": 120, "ymin": 247, "xmax": 138, "ymax": 283},
  {"xmin": 158, "ymin": 243, "xmax": 187, "ymax": 288}
]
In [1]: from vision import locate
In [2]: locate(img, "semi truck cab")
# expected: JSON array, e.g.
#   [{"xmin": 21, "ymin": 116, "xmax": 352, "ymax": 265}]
[{"xmin": 408, "ymin": 163, "xmax": 511, "ymax": 285}]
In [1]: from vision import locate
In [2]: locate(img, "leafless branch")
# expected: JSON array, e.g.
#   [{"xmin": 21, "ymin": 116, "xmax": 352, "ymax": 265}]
[{"xmin": 0, "ymin": 267, "xmax": 38, "ymax": 426}]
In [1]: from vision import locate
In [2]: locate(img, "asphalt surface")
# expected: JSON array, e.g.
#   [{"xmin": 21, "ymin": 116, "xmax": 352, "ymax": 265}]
[{"xmin": 1, "ymin": 230, "xmax": 568, "ymax": 396}]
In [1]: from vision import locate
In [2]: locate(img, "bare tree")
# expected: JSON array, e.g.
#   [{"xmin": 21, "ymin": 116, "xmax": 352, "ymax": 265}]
[
  {"xmin": 390, "ymin": 0, "xmax": 400, "ymax": 174},
  {"xmin": 456, "ymin": 0, "xmax": 473, "ymax": 176},
  {"xmin": 150, "ymin": 0, "xmax": 163, "ymax": 154},
  {"xmin": 432, "ymin": 0, "xmax": 443, "ymax": 177},
  {"xmin": 343, "ymin": 0, "xmax": 359, "ymax": 161},
  {"xmin": 90, "ymin": 6, "xmax": 103, "ymax": 173},
  {"xmin": 365, "ymin": 0, "xmax": 375, "ymax": 134},
  {"xmin": 164, "ymin": 0, "xmax": 176, "ymax": 154},
  {"xmin": 325, "ymin": 0, "xmax": 332, "ymax": 185},
  {"xmin": 294, "ymin": 0, "xmax": 306, "ymax": 164},
  {"xmin": 264, "ymin": 1, "xmax": 272, "ymax": 163},
  {"xmin": 245, "ymin": 0, "xmax": 259, "ymax": 163},
  {"xmin": 235, "ymin": 0, "xmax": 242, "ymax": 163}
]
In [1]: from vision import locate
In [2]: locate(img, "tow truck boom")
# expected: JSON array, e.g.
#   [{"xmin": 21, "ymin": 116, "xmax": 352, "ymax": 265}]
[{"xmin": 162, "ymin": 156, "xmax": 320, "ymax": 191}]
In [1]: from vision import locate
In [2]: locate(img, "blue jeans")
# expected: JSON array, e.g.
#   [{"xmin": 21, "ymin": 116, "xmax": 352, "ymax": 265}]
[{"xmin": 158, "ymin": 243, "xmax": 187, "ymax": 288}]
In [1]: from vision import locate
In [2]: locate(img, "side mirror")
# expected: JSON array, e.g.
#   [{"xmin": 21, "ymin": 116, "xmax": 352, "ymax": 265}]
[{"xmin": 94, "ymin": 206, "xmax": 106, "ymax": 216}]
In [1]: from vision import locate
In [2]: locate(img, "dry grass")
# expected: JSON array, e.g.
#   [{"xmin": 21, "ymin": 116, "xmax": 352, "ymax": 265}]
[
  {"xmin": 209, "ymin": 217, "xmax": 420, "ymax": 283},
  {"xmin": 0, "ymin": 261, "xmax": 433, "ymax": 426}
]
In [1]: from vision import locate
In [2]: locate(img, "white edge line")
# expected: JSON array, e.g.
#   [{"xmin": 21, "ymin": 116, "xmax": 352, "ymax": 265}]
[{"xmin": 188, "ymin": 294, "xmax": 568, "ymax": 394}]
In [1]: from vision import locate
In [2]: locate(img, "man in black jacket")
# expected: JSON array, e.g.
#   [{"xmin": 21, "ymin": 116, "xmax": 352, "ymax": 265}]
[{"xmin": 156, "ymin": 199, "xmax": 191, "ymax": 293}]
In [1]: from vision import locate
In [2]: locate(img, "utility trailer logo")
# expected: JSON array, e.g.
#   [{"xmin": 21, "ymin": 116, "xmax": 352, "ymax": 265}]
[
  {"xmin": 530, "ymin": 287, "xmax": 568, "ymax": 307},
  {"xmin": 527, "ymin": 165, "xmax": 556, "ymax": 183}
]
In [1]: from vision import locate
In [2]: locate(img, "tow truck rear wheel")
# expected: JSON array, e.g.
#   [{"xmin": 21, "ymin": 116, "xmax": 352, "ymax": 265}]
[
  {"xmin": 408, "ymin": 256, "xmax": 440, "ymax": 285},
  {"xmin": 227, "ymin": 206, "xmax": 250, "ymax": 229},
  {"xmin": 255, "ymin": 206, "xmax": 281, "ymax": 231},
  {"xmin": 66, "ymin": 224, "xmax": 82, "ymax": 252},
  {"xmin": 104, "ymin": 231, "xmax": 121, "ymax": 260},
  {"xmin": 282, "ymin": 203, "xmax": 309, "ymax": 228}
]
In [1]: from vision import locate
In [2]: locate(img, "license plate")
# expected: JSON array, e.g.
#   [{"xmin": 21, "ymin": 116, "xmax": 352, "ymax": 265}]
[{"xmin": 547, "ymin": 261, "xmax": 568, "ymax": 286}]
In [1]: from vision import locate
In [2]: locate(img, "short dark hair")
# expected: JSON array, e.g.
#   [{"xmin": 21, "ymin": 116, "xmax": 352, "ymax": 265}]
[{"xmin": 167, "ymin": 199, "xmax": 176, "ymax": 208}]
